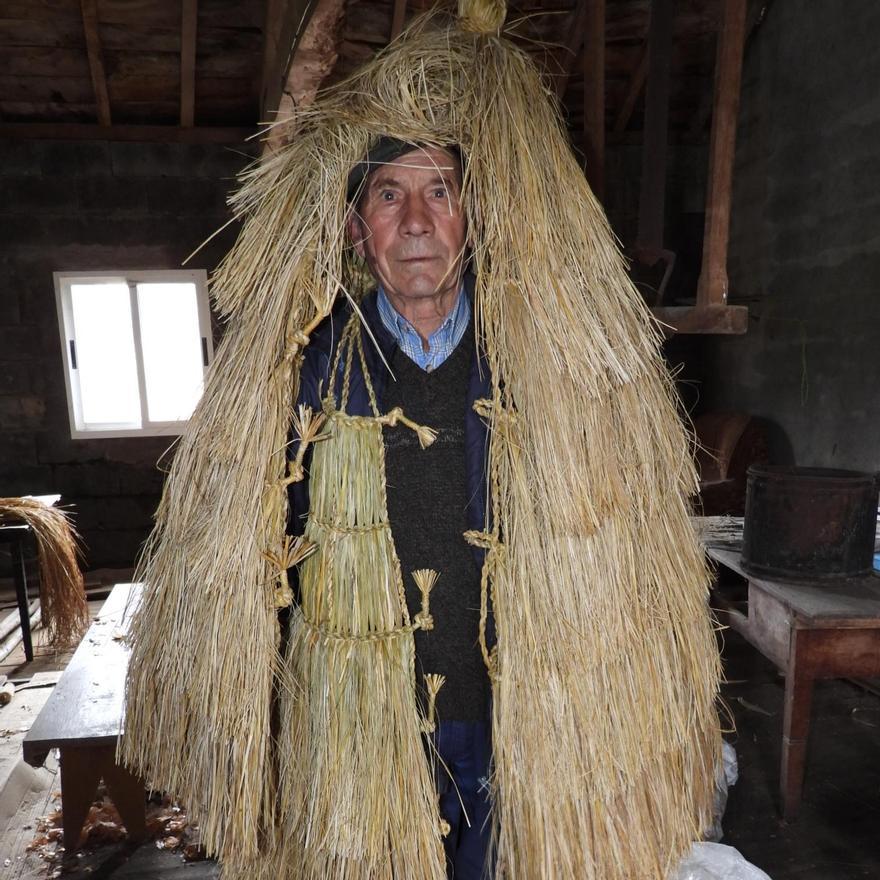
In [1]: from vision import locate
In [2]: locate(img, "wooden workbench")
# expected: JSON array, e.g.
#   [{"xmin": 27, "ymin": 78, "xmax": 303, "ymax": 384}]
[{"xmin": 709, "ymin": 546, "xmax": 880, "ymax": 820}]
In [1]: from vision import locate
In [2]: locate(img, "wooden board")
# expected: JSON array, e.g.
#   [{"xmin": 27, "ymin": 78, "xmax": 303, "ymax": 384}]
[
  {"xmin": 709, "ymin": 548, "xmax": 880, "ymax": 628},
  {"xmin": 22, "ymin": 584, "xmax": 140, "ymax": 766}
]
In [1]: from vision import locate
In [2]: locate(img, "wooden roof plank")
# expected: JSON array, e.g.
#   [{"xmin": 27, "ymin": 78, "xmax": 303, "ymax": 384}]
[
  {"xmin": 80, "ymin": 0, "xmax": 111, "ymax": 125},
  {"xmin": 180, "ymin": 0, "xmax": 198, "ymax": 126}
]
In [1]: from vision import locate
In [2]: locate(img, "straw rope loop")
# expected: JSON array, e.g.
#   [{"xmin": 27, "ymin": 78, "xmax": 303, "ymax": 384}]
[
  {"xmin": 354, "ymin": 316, "xmax": 381, "ymax": 417},
  {"xmin": 458, "ymin": 0, "xmax": 506, "ymax": 34},
  {"xmin": 464, "ymin": 530, "xmax": 503, "ymax": 680}
]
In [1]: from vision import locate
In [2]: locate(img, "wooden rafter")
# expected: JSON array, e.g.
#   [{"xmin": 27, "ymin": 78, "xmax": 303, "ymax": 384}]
[
  {"xmin": 80, "ymin": 0, "xmax": 111, "ymax": 126},
  {"xmin": 260, "ymin": 0, "xmax": 314, "ymax": 121},
  {"xmin": 612, "ymin": 41, "xmax": 648, "ymax": 135},
  {"xmin": 554, "ymin": 0, "xmax": 587, "ymax": 99},
  {"xmin": 390, "ymin": 0, "xmax": 408, "ymax": 41},
  {"xmin": 263, "ymin": 0, "xmax": 347, "ymax": 152},
  {"xmin": 180, "ymin": 0, "xmax": 198, "ymax": 127},
  {"xmin": 582, "ymin": 0, "xmax": 605, "ymax": 200}
]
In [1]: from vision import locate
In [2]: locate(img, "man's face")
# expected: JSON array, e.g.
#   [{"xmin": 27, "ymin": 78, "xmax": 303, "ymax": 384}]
[{"xmin": 348, "ymin": 146, "xmax": 467, "ymax": 303}]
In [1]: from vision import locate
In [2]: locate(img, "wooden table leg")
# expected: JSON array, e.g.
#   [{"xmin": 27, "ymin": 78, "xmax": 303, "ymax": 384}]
[
  {"xmin": 12, "ymin": 534, "xmax": 34, "ymax": 662},
  {"xmin": 59, "ymin": 747, "xmax": 103, "ymax": 851},
  {"xmin": 781, "ymin": 626, "xmax": 816, "ymax": 820},
  {"xmin": 102, "ymin": 753, "xmax": 147, "ymax": 842},
  {"xmin": 59, "ymin": 745, "xmax": 147, "ymax": 851}
]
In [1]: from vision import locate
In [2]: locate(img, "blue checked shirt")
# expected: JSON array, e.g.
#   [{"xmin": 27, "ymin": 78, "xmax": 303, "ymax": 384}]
[{"xmin": 377, "ymin": 285, "xmax": 471, "ymax": 372}]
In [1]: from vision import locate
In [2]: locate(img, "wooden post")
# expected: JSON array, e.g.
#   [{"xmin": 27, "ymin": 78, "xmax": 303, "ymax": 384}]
[
  {"xmin": 582, "ymin": 0, "xmax": 605, "ymax": 200},
  {"xmin": 636, "ymin": 0, "xmax": 673, "ymax": 251},
  {"xmin": 696, "ymin": 0, "xmax": 747, "ymax": 307}
]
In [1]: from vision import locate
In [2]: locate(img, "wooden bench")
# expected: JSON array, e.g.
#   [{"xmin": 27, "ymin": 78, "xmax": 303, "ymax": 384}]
[{"xmin": 22, "ymin": 582, "xmax": 146, "ymax": 851}]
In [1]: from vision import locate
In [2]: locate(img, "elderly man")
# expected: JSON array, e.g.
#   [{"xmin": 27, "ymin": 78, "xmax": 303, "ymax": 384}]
[{"xmin": 289, "ymin": 139, "xmax": 494, "ymax": 879}]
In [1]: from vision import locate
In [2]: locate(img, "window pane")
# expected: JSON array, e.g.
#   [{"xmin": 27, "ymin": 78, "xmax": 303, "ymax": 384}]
[
  {"xmin": 70, "ymin": 283, "xmax": 141, "ymax": 425},
  {"xmin": 137, "ymin": 283, "xmax": 204, "ymax": 422}
]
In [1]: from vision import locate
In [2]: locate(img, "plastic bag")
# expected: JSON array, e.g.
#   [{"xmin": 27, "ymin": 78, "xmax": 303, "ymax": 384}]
[
  {"xmin": 704, "ymin": 740, "xmax": 740, "ymax": 843},
  {"xmin": 673, "ymin": 842, "xmax": 773, "ymax": 880}
]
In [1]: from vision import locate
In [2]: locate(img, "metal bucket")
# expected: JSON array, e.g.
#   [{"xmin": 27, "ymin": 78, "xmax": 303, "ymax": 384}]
[{"xmin": 741, "ymin": 465, "xmax": 879, "ymax": 581}]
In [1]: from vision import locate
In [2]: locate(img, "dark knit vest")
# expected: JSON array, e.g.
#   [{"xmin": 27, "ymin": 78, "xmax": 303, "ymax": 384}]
[{"xmin": 382, "ymin": 321, "xmax": 491, "ymax": 722}]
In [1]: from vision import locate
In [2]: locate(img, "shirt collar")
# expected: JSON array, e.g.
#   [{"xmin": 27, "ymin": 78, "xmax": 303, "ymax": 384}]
[{"xmin": 377, "ymin": 284, "xmax": 467, "ymax": 345}]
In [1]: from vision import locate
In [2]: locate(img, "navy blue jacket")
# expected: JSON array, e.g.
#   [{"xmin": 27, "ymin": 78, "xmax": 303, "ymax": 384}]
[{"xmin": 288, "ymin": 279, "xmax": 492, "ymax": 547}]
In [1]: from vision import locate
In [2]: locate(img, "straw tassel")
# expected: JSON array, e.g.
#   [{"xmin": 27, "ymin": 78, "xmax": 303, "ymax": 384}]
[
  {"xmin": 379, "ymin": 407, "xmax": 438, "ymax": 449},
  {"xmin": 263, "ymin": 535, "xmax": 316, "ymax": 609},
  {"xmin": 422, "ymin": 673, "xmax": 446, "ymax": 734},
  {"xmin": 412, "ymin": 569, "xmax": 439, "ymax": 630},
  {"xmin": 284, "ymin": 405, "xmax": 330, "ymax": 485}
]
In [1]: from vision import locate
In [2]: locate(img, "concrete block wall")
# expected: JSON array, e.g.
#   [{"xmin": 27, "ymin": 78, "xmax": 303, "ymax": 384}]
[
  {"xmin": 701, "ymin": 0, "xmax": 880, "ymax": 472},
  {"xmin": 0, "ymin": 138, "xmax": 254, "ymax": 569}
]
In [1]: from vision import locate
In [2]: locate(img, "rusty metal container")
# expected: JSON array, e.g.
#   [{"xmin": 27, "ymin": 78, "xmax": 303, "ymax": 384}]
[{"xmin": 741, "ymin": 465, "xmax": 879, "ymax": 580}]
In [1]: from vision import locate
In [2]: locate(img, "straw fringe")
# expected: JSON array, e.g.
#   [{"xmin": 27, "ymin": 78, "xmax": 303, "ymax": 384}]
[
  {"xmin": 252, "ymin": 409, "xmax": 445, "ymax": 879},
  {"xmin": 0, "ymin": 497, "xmax": 88, "ymax": 649},
  {"xmin": 122, "ymin": 4, "xmax": 721, "ymax": 876}
]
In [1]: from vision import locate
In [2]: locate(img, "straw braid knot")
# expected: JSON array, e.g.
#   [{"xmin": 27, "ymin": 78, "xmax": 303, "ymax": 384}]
[
  {"xmin": 458, "ymin": 0, "xmax": 505, "ymax": 34},
  {"xmin": 412, "ymin": 569, "xmax": 439, "ymax": 631},
  {"xmin": 264, "ymin": 535, "xmax": 316, "ymax": 608},
  {"xmin": 380, "ymin": 406, "xmax": 438, "ymax": 449},
  {"xmin": 283, "ymin": 405, "xmax": 330, "ymax": 485}
]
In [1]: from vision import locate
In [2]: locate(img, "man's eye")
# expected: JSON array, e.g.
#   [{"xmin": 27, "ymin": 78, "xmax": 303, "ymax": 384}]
[
  {"xmin": 380, "ymin": 191, "xmax": 395, "ymax": 201},
  {"xmin": 432, "ymin": 189, "xmax": 447, "ymax": 198}
]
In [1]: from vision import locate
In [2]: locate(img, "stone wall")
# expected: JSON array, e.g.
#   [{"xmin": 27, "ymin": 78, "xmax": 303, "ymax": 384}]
[
  {"xmin": 700, "ymin": 0, "xmax": 880, "ymax": 471},
  {"xmin": 0, "ymin": 138, "xmax": 253, "ymax": 568}
]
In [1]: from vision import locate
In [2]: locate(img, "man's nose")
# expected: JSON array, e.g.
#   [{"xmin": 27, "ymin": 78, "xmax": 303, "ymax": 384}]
[{"xmin": 400, "ymin": 194, "xmax": 433, "ymax": 235}]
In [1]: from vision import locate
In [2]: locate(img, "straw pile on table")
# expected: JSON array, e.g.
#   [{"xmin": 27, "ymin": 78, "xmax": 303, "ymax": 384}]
[
  {"xmin": 122, "ymin": 0, "xmax": 721, "ymax": 876},
  {"xmin": 0, "ymin": 497, "xmax": 88, "ymax": 649}
]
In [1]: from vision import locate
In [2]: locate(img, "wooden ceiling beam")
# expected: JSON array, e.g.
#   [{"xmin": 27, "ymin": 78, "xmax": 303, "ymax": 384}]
[
  {"xmin": 651, "ymin": 305, "xmax": 748, "ymax": 335},
  {"xmin": 390, "ymin": 0, "xmax": 408, "ymax": 41},
  {"xmin": 180, "ymin": 0, "xmax": 198, "ymax": 126},
  {"xmin": 80, "ymin": 0, "xmax": 111, "ymax": 126},
  {"xmin": 0, "ymin": 122, "xmax": 255, "ymax": 144}
]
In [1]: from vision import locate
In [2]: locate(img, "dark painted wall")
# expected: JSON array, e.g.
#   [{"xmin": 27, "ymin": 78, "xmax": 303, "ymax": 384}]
[
  {"xmin": 0, "ymin": 139, "xmax": 253, "ymax": 569},
  {"xmin": 701, "ymin": 0, "xmax": 880, "ymax": 472}
]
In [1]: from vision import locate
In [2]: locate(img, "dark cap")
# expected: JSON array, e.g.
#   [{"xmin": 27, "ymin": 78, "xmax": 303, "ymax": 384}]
[{"xmin": 346, "ymin": 137, "xmax": 462, "ymax": 203}]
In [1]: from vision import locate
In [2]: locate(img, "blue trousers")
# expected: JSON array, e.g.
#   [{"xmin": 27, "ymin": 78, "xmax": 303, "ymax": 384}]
[{"xmin": 435, "ymin": 721, "xmax": 494, "ymax": 880}]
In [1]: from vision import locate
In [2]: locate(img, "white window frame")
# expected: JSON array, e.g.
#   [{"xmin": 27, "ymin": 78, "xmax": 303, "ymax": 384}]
[{"xmin": 54, "ymin": 269, "xmax": 214, "ymax": 439}]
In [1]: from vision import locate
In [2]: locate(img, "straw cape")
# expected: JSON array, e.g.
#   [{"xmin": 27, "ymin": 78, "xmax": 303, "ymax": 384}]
[
  {"xmin": 0, "ymin": 497, "xmax": 88, "ymax": 649},
  {"xmin": 121, "ymin": 0, "xmax": 722, "ymax": 876}
]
